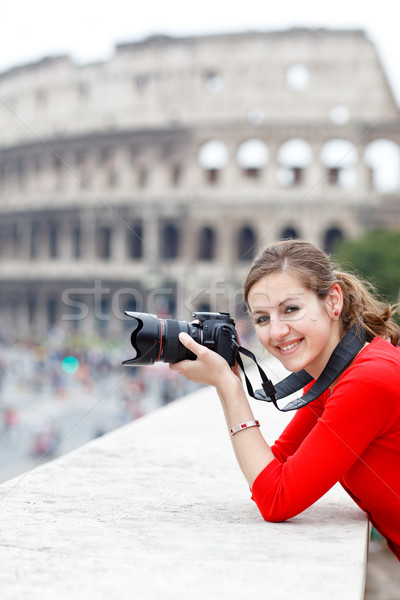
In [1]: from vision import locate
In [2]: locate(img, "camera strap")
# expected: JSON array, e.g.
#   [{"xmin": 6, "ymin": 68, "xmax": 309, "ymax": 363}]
[{"xmin": 234, "ymin": 324, "xmax": 366, "ymax": 412}]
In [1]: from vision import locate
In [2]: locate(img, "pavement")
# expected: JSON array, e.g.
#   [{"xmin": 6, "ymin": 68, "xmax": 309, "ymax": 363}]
[{"xmin": 365, "ymin": 539, "xmax": 400, "ymax": 599}]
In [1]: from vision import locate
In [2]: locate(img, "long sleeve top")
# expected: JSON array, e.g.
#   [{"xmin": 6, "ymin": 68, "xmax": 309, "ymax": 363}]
[{"xmin": 251, "ymin": 337, "xmax": 400, "ymax": 560}]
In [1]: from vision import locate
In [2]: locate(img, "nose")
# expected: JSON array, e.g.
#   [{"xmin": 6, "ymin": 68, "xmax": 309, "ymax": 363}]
[{"xmin": 269, "ymin": 316, "xmax": 290, "ymax": 341}]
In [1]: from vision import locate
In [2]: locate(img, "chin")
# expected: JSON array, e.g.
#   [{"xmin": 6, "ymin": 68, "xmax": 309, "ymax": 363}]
[{"xmin": 280, "ymin": 358, "xmax": 307, "ymax": 373}]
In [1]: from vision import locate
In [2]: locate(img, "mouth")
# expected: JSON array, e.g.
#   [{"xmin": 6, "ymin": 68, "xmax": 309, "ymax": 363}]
[{"xmin": 276, "ymin": 339, "xmax": 303, "ymax": 354}]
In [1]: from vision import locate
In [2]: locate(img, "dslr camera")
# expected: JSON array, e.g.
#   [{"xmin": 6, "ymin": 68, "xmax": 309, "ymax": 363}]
[{"xmin": 122, "ymin": 311, "xmax": 239, "ymax": 367}]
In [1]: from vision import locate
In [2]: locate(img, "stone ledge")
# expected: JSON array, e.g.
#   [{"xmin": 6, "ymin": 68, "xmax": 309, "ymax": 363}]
[{"xmin": 0, "ymin": 385, "xmax": 368, "ymax": 599}]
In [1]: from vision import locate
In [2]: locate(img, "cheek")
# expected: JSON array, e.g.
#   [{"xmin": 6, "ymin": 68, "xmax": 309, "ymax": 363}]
[
  {"xmin": 255, "ymin": 327, "xmax": 270, "ymax": 347},
  {"xmin": 308, "ymin": 318, "xmax": 331, "ymax": 347}
]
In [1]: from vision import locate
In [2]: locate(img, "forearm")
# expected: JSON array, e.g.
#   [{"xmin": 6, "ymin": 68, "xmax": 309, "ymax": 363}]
[
  {"xmin": 169, "ymin": 332, "xmax": 275, "ymax": 487},
  {"xmin": 217, "ymin": 376, "xmax": 275, "ymax": 488}
]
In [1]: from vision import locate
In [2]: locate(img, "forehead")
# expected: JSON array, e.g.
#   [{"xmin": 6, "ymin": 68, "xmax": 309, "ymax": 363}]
[{"xmin": 248, "ymin": 272, "xmax": 307, "ymax": 306}]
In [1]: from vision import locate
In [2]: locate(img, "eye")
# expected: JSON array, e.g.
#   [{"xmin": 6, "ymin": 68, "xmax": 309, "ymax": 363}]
[
  {"xmin": 282, "ymin": 305, "xmax": 302, "ymax": 320},
  {"xmin": 253, "ymin": 314, "xmax": 270, "ymax": 326},
  {"xmin": 286, "ymin": 305, "xmax": 299, "ymax": 314}
]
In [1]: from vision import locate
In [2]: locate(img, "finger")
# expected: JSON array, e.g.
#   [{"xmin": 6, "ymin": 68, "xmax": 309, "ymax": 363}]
[{"xmin": 178, "ymin": 332, "xmax": 203, "ymax": 355}]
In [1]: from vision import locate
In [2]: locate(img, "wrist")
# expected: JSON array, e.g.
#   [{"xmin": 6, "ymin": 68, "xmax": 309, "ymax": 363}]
[
  {"xmin": 230, "ymin": 419, "xmax": 260, "ymax": 436},
  {"xmin": 216, "ymin": 372, "xmax": 247, "ymax": 404}
]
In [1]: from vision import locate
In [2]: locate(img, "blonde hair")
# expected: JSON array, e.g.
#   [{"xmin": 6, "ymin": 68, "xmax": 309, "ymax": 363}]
[{"xmin": 244, "ymin": 239, "xmax": 400, "ymax": 346}]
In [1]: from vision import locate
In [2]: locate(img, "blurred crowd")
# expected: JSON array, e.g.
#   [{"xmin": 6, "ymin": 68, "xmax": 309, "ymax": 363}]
[{"xmin": 0, "ymin": 326, "xmax": 198, "ymax": 462}]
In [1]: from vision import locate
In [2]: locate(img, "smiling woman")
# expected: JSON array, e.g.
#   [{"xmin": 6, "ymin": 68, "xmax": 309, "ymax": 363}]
[
  {"xmin": 247, "ymin": 271, "xmax": 342, "ymax": 378},
  {"xmin": 171, "ymin": 239, "xmax": 400, "ymax": 562}
]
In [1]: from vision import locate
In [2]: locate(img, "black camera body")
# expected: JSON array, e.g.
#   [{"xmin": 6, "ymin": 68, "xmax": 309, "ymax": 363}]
[
  {"xmin": 122, "ymin": 311, "xmax": 239, "ymax": 367},
  {"xmin": 192, "ymin": 312, "xmax": 238, "ymax": 366}
]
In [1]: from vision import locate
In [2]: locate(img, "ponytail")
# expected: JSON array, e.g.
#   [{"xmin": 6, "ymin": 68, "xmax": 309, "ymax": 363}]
[{"xmin": 334, "ymin": 270, "xmax": 400, "ymax": 345}]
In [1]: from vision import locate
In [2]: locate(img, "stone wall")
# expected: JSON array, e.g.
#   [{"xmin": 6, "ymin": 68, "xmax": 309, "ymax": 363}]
[
  {"xmin": 0, "ymin": 383, "xmax": 369, "ymax": 599},
  {"xmin": 1, "ymin": 29, "xmax": 400, "ymax": 336}
]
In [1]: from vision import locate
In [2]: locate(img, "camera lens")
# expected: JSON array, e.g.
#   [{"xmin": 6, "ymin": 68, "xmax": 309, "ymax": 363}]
[{"xmin": 122, "ymin": 312, "xmax": 201, "ymax": 366}]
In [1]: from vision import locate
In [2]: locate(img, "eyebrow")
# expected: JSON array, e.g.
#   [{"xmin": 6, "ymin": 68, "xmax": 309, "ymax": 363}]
[{"xmin": 250, "ymin": 295, "xmax": 302, "ymax": 315}]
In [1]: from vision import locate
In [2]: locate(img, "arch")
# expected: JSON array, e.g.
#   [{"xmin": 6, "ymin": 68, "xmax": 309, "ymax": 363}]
[
  {"xmin": 47, "ymin": 298, "xmax": 58, "ymax": 327},
  {"xmin": 238, "ymin": 226, "xmax": 256, "ymax": 261},
  {"xmin": 198, "ymin": 226, "xmax": 216, "ymax": 261},
  {"xmin": 97, "ymin": 297, "xmax": 110, "ymax": 331},
  {"xmin": 320, "ymin": 139, "xmax": 358, "ymax": 189},
  {"xmin": 49, "ymin": 224, "xmax": 59, "ymax": 258},
  {"xmin": 280, "ymin": 227, "xmax": 300, "ymax": 241},
  {"xmin": 27, "ymin": 295, "xmax": 37, "ymax": 327},
  {"xmin": 364, "ymin": 139, "xmax": 400, "ymax": 193},
  {"xmin": 236, "ymin": 139, "xmax": 269, "ymax": 177},
  {"xmin": 128, "ymin": 222, "xmax": 143, "ymax": 259},
  {"xmin": 286, "ymin": 63, "xmax": 310, "ymax": 92},
  {"xmin": 161, "ymin": 223, "xmax": 180, "ymax": 260},
  {"xmin": 321, "ymin": 139, "xmax": 357, "ymax": 167},
  {"xmin": 30, "ymin": 222, "xmax": 41, "ymax": 259},
  {"xmin": 324, "ymin": 227, "xmax": 344, "ymax": 254},
  {"xmin": 12, "ymin": 222, "xmax": 22, "ymax": 257},
  {"xmin": 278, "ymin": 138, "xmax": 313, "ymax": 167},
  {"xmin": 277, "ymin": 138, "xmax": 312, "ymax": 187},
  {"xmin": 198, "ymin": 140, "xmax": 228, "ymax": 183},
  {"xmin": 71, "ymin": 225, "xmax": 81, "ymax": 259},
  {"xmin": 198, "ymin": 140, "xmax": 229, "ymax": 170},
  {"xmin": 196, "ymin": 300, "xmax": 212, "ymax": 313},
  {"xmin": 97, "ymin": 226, "xmax": 112, "ymax": 260}
]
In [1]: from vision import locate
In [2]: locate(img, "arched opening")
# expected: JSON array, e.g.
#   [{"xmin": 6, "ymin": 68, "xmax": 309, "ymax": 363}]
[
  {"xmin": 128, "ymin": 223, "xmax": 143, "ymax": 259},
  {"xmin": 161, "ymin": 223, "xmax": 180, "ymax": 260},
  {"xmin": 238, "ymin": 226, "xmax": 256, "ymax": 261},
  {"xmin": 324, "ymin": 227, "xmax": 344, "ymax": 254},
  {"xmin": 277, "ymin": 139, "xmax": 312, "ymax": 187},
  {"xmin": 71, "ymin": 225, "xmax": 81, "ymax": 259},
  {"xmin": 320, "ymin": 139, "xmax": 358, "ymax": 189},
  {"xmin": 236, "ymin": 139, "xmax": 269, "ymax": 178},
  {"xmin": 364, "ymin": 139, "xmax": 400, "ymax": 193},
  {"xmin": 49, "ymin": 225, "xmax": 58, "ymax": 258},
  {"xmin": 198, "ymin": 226, "xmax": 216, "ymax": 261},
  {"xmin": 97, "ymin": 226, "xmax": 112, "ymax": 260},
  {"xmin": 286, "ymin": 63, "xmax": 310, "ymax": 92},
  {"xmin": 280, "ymin": 227, "xmax": 300, "ymax": 241},
  {"xmin": 198, "ymin": 140, "xmax": 228, "ymax": 185}
]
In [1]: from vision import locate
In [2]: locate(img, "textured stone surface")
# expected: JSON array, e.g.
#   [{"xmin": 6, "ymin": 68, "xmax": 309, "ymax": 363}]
[
  {"xmin": 2, "ymin": 31, "xmax": 400, "ymax": 340},
  {"xmin": 0, "ymin": 385, "xmax": 368, "ymax": 599}
]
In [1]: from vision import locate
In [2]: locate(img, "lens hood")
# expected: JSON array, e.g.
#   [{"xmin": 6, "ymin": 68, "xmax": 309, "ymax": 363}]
[{"xmin": 122, "ymin": 312, "xmax": 162, "ymax": 365}]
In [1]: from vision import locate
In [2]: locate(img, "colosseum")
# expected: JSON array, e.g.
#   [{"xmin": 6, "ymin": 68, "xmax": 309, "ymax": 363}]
[{"xmin": 0, "ymin": 28, "xmax": 400, "ymax": 337}]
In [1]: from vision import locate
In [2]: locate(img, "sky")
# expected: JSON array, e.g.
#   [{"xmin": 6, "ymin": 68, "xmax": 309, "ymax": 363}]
[{"xmin": 0, "ymin": 1, "xmax": 399, "ymax": 99}]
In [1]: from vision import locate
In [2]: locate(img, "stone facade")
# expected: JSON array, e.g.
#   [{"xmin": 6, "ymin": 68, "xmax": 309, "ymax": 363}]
[{"xmin": 0, "ymin": 29, "xmax": 400, "ymax": 337}]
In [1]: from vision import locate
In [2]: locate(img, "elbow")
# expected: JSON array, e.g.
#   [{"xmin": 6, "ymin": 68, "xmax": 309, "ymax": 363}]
[
  {"xmin": 252, "ymin": 490, "xmax": 297, "ymax": 522},
  {"xmin": 257, "ymin": 504, "xmax": 293, "ymax": 523},
  {"xmin": 251, "ymin": 459, "xmax": 300, "ymax": 522}
]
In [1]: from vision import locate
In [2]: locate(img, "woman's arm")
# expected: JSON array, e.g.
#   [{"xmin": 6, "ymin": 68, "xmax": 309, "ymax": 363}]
[
  {"xmin": 171, "ymin": 334, "xmax": 397, "ymax": 524},
  {"xmin": 271, "ymin": 392, "xmax": 325, "ymax": 462},
  {"xmin": 170, "ymin": 332, "xmax": 275, "ymax": 487}
]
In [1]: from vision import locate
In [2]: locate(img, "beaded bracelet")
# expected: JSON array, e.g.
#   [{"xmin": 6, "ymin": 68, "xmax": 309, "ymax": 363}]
[{"xmin": 230, "ymin": 420, "xmax": 260, "ymax": 436}]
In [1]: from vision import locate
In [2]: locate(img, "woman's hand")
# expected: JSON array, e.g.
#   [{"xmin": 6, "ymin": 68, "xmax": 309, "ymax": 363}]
[
  {"xmin": 171, "ymin": 332, "xmax": 275, "ymax": 488},
  {"xmin": 169, "ymin": 332, "xmax": 238, "ymax": 389}
]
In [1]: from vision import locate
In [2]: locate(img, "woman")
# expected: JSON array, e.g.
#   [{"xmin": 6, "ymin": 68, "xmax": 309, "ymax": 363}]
[{"xmin": 170, "ymin": 239, "xmax": 400, "ymax": 560}]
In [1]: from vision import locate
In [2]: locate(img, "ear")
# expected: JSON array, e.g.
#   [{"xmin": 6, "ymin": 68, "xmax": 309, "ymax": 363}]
[{"xmin": 326, "ymin": 283, "xmax": 343, "ymax": 319}]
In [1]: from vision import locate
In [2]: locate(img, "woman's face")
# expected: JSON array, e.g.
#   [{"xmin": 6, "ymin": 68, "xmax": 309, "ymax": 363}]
[{"xmin": 247, "ymin": 271, "xmax": 342, "ymax": 379}]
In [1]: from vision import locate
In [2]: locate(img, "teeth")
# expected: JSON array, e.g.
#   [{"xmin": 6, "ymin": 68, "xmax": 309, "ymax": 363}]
[{"xmin": 280, "ymin": 341, "xmax": 300, "ymax": 351}]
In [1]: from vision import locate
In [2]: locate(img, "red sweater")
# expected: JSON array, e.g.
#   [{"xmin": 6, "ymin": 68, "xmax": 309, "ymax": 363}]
[{"xmin": 251, "ymin": 337, "xmax": 400, "ymax": 560}]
